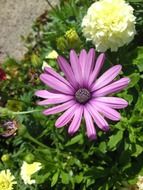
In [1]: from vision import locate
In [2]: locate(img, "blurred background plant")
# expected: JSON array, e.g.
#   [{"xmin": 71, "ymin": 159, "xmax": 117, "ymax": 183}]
[{"xmin": 0, "ymin": 0, "xmax": 143, "ymax": 189}]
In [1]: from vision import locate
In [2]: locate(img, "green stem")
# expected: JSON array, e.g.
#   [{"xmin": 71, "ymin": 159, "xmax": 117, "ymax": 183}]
[
  {"xmin": 13, "ymin": 109, "xmax": 41, "ymax": 115},
  {"xmin": 0, "ymin": 107, "xmax": 41, "ymax": 116},
  {"xmin": 26, "ymin": 134, "xmax": 49, "ymax": 149}
]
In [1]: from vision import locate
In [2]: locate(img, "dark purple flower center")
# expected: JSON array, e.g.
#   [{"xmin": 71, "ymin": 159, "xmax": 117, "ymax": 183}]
[{"xmin": 75, "ymin": 88, "xmax": 91, "ymax": 104}]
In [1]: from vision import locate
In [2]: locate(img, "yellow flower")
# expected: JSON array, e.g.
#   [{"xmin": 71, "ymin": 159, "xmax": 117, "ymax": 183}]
[
  {"xmin": 0, "ymin": 170, "xmax": 17, "ymax": 190},
  {"xmin": 45, "ymin": 50, "xmax": 58, "ymax": 59},
  {"xmin": 20, "ymin": 161, "xmax": 42, "ymax": 185},
  {"xmin": 82, "ymin": 0, "xmax": 136, "ymax": 52},
  {"xmin": 137, "ymin": 175, "xmax": 143, "ymax": 190}
]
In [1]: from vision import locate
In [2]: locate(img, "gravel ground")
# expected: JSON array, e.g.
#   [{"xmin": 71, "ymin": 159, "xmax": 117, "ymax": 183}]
[{"xmin": 0, "ymin": 0, "xmax": 59, "ymax": 62}]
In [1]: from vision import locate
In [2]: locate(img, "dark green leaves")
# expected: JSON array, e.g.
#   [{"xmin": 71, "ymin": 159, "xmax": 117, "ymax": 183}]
[
  {"xmin": 132, "ymin": 47, "xmax": 143, "ymax": 72},
  {"xmin": 107, "ymin": 130, "xmax": 124, "ymax": 151}
]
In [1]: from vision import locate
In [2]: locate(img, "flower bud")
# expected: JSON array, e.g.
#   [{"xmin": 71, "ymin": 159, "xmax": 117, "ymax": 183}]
[
  {"xmin": 56, "ymin": 37, "xmax": 67, "ymax": 51},
  {"xmin": 1, "ymin": 154, "xmax": 10, "ymax": 162},
  {"xmin": 65, "ymin": 28, "xmax": 81, "ymax": 49},
  {"xmin": 24, "ymin": 153, "xmax": 35, "ymax": 164}
]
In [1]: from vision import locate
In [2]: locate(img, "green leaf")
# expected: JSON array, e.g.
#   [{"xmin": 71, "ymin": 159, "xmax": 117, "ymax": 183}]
[
  {"xmin": 85, "ymin": 166, "xmax": 107, "ymax": 178},
  {"xmin": 132, "ymin": 144, "xmax": 143, "ymax": 157},
  {"xmin": 61, "ymin": 171, "xmax": 70, "ymax": 184},
  {"xmin": 75, "ymin": 173, "xmax": 83, "ymax": 184},
  {"xmin": 133, "ymin": 46, "xmax": 143, "ymax": 72},
  {"xmin": 99, "ymin": 142, "xmax": 107, "ymax": 153},
  {"xmin": 138, "ymin": 134, "xmax": 143, "ymax": 142},
  {"xmin": 128, "ymin": 73, "xmax": 140, "ymax": 88},
  {"xmin": 127, "ymin": 0, "xmax": 143, "ymax": 3},
  {"xmin": 107, "ymin": 130, "xmax": 123, "ymax": 151},
  {"xmin": 135, "ymin": 94, "xmax": 143, "ymax": 111},
  {"xmin": 36, "ymin": 173, "xmax": 51, "ymax": 184},
  {"xmin": 51, "ymin": 171, "xmax": 60, "ymax": 187},
  {"xmin": 117, "ymin": 91, "xmax": 133, "ymax": 105},
  {"xmin": 98, "ymin": 183, "xmax": 109, "ymax": 190},
  {"xmin": 129, "ymin": 127, "xmax": 136, "ymax": 143},
  {"xmin": 65, "ymin": 134, "xmax": 83, "ymax": 146}
]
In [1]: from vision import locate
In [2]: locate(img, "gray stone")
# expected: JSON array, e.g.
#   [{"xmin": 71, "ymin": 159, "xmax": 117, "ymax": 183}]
[{"xmin": 0, "ymin": 0, "xmax": 59, "ymax": 62}]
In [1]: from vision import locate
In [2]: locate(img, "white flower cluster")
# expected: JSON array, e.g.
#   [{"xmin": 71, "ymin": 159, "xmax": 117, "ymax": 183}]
[
  {"xmin": 82, "ymin": 0, "xmax": 136, "ymax": 52},
  {"xmin": 137, "ymin": 175, "xmax": 143, "ymax": 190}
]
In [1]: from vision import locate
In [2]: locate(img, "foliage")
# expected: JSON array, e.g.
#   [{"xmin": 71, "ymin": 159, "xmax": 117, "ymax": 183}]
[{"xmin": 0, "ymin": 0, "xmax": 143, "ymax": 189}]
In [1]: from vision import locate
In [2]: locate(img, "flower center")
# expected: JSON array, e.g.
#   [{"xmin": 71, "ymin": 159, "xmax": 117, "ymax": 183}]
[{"xmin": 75, "ymin": 88, "xmax": 91, "ymax": 104}]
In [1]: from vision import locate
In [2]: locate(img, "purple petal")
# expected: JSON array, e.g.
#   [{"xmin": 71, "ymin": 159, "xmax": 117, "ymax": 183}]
[
  {"xmin": 84, "ymin": 107, "xmax": 96, "ymax": 140},
  {"xmin": 79, "ymin": 49, "xmax": 87, "ymax": 75},
  {"xmin": 40, "ymin": 73, "xmax": 73, "ymax": 94},
  {"xmin": 92, "ymin": 101, "xmax": 121, "ymax": 121},
  {"xmin": 55, "ymin": 104, "xmax": 78, "ymax": 128},
  {"xmin": 95, "ymin": 97, "xmax": 128, "ymax": 109},
  {"xmin": 43, "ymin": 100, "xmax": 75, "ymax": 115},
  {"xmin": 57, "ymin": 56, "xmax": 78, "ymax": 88},
  {"xmin": 35, "ymin": 90, "xmax": 57, "ymax": 99},
  {"xmin": 92, "ymin": 65, "xmax": 122, "ymax": 91},
  {"xmin": 68, "ymin": 105, "xmax": 83, "ymax": 135},
  {"xmin": 83, "ymin": 48, "xmax": 96, "ymax": 86},
  {"xmin": 37, "ymin": 95, "xmax": 73, "ymax": 105},
  {"xmin": 35, "ymin": 90, "xmax": 67, "ymax": 98},
  {"xmin": 86, "ymin": 103, "xmax": 109, "ymax": 131},
  {"xmin": 44, "ymin": 67, "xmax": 74, "ymax": 91},
  {"xmin": 89, "ymin": 53, "xmax": 105, "ymax": 86},
  {"xmin": 93, "ymin": 77, "xmax": 130, "ymax": 96},
  {"xmin": 70, "ymin": 49, "xmax": 83, "ymax": 85}
]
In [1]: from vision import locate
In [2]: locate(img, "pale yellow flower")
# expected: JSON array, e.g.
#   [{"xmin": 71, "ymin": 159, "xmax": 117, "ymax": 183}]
[
  {"xmin": 42, "ymin": 61, "xmax": 52, "ymax": 70},
  {"xmin": 137, "ymin": 175, "xmax": 143, "ymax": 190},
  {"xmin": 20, "ymin": 161, "xmax": 42, "ymax": 185},
  {"xmin": 82, "ymin": 0, "xmax": 136, "ymax": 52},
  {"xmin": 45, "ymin": 50, "xmax": 58, "ymax": 59},
  {"xmin": 0, "ymin": 169, "xmax": 17, "ymax": 190}
]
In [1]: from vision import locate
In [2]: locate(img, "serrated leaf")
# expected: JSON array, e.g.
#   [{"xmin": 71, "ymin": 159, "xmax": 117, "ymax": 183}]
[
  {"xmin": 133, "ymin": 46, "xmax": 143, "ymax": 72},
  {"xmin": 61, "ymin": 171, "xmax": 70, "ymax": 184},
  {"xmin": 135, "ymin": 94, "xmax": 143, "ymax": 111},
  {"xmin": 132, "ymin": 144, "xmax": 143, "ymax": 157},
  {"xmin": 128, "ymin": 73, "xmax": 140, "ymax": 88},
  {"xmin": 117, "ymin": 91, "xmax": 133, "ymax": 105},
  {"xmin": 129, "ymin": 127, "xmax": 136, "ymax": 143},
  {"xmin": 75, "ymin": 173, "xmax": 83, "ymax": 184},
  {"xmin": 138, "ymin": 134, "xmax": 143, "ymax": 142},
  {"xmin": 107, "ymin": 130, "xmax": 123, "ymax": 151},
  {"xmin": 36, "ymin": 173, "xmax": 50, "ymax": 184}
]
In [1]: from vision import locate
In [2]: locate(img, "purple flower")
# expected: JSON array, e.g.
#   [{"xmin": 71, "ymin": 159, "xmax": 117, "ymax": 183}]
[{"xmin": 35, "ymin": 49, "xmax": 130, "ymax": 140}]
